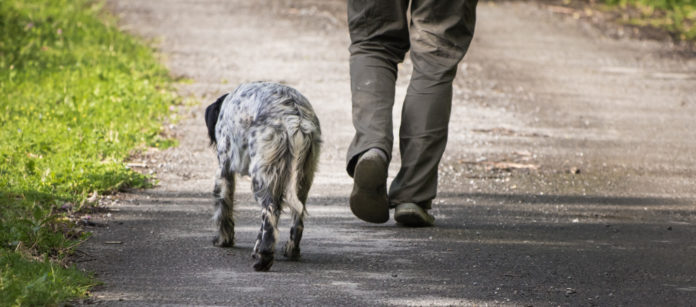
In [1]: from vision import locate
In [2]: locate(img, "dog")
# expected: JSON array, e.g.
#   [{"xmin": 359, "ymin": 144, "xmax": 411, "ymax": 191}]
[{"xmin": 205, "ymin": 82, "xmax": 321, "ymax": 271}]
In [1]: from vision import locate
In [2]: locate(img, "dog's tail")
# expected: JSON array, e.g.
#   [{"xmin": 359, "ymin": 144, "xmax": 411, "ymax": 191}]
[
  {"xmin": 205, "ymin": 93, "xmax": 228, "ymax": 146},
  {"xmin": 283, "ymin": 118, "xmax": 321, "ymax": 216}
]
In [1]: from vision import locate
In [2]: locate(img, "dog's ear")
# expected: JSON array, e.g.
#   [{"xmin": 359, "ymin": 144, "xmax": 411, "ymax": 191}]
[{"xmin": 205, "ymin": 93, "xmax": 228, "ymax": 146}]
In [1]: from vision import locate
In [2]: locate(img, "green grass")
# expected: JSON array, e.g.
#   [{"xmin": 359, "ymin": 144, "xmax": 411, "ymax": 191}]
[
  {"xmin": 602, "ymin": 0, "xmax": 696, "ymax": 40},
  {"xmin": 1, "ymin": 250, "xmax": 93, "ymax": 306},
  {"xmin": 1, "ymin": 0, "xmax": 178, "ymax": 304}
]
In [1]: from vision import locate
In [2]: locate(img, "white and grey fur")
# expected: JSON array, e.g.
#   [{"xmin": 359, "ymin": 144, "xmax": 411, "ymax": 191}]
[{"xmin": 205, "ymin": 82, "xmax": 321, "ymax": 271}]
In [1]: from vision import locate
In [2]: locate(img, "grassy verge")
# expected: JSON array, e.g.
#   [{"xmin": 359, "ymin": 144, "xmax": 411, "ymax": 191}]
[
  {"xmin": 602, "ymin": 0, "xmax": 696, "ymax": 40},
  {"xmin": 1, "ymin": 0, "xmax": 178, "ymax": 304}
]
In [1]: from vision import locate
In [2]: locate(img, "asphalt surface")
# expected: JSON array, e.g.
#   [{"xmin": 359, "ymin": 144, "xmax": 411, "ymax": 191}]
[{"xmin": 78, "ymin": 0, "xmax": 696, "ymax": 305}]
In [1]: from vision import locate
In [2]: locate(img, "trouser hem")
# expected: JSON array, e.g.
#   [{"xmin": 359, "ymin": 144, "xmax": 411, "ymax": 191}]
[{"xmin": 346, "ymin": 142, "xmax": 391, "ymax": 178}]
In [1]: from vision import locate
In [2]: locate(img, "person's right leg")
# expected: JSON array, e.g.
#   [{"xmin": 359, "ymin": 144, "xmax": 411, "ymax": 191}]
[
  {"xmin": 390, "ymin": 0, "xmax": 478, "ymax": 226},
  {"xmin": 347, "ymin": 0, "xmax": 410, "ymax": 223}
]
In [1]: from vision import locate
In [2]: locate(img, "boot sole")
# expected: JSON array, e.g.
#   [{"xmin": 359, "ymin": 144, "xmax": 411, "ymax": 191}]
[{"xmin": 350, "ymin": 154, "xmax": 389, "ymax": 223}]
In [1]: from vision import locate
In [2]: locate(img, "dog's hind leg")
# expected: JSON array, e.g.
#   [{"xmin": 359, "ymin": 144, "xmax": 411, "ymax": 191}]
[
  {"xmin": 284, "ymin": 211, "xmax": 304, "ymax": 260},
  {"xmin": 250, "ymin": 169, "xmax": 284, "ymax": 271},
  {"xmin": 212, "ymin": 169, "xmax": 235, "ymax": 247},
  {"xmin": 251, "ymin": 193, "xmax": 281, "ymax": 271},
  {"xmin": 283, "ymin": 133, "xmax": 320, "ymax": 260},
  {"xmin": 283, "ymin": 150, "xmax": 318, "ymax": 260}
]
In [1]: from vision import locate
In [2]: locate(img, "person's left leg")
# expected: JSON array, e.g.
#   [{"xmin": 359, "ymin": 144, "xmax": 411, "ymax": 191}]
[
  {"xmin": 346, "ymin": 0, "xmax": 410, "ymax": 175},
  {"xmin": 389, "ymin": 0, "xmax": 478, "ymax": 225}
]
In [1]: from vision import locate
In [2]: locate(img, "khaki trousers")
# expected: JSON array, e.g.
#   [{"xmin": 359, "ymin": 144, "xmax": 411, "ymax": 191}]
[{"xmin": 346, "ymin": 0, "xmax": 477, "ymax": 208}]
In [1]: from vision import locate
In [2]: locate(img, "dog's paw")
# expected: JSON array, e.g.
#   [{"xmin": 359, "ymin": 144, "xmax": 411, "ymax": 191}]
[
  {"xmin": 283, "ymin": 241, "xmax": 301, "ymax": 260},
  {"xmin": 252, "ymin": 252, "xmax": 274, "ymax": 272},
  {"xmin": 212, "ymin": 235, "xmax": 234, "ymax": 247}
]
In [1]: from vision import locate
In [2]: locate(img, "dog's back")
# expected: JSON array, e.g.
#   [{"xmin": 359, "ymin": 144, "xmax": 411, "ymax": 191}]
[{"xmin": 206, "ymin": 82, "xmax": 321, "ymax": 174}]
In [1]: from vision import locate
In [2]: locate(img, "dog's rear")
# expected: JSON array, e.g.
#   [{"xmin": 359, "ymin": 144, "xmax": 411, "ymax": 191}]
[{"xmin": 205, "ymin": 82, "xmax": 321, "ymax": 271}]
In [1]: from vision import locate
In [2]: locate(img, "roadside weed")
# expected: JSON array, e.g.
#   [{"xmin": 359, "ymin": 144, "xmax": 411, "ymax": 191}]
[{"xmin": 603, "ymin": 0, "xmax": 696, "ymax": 40}]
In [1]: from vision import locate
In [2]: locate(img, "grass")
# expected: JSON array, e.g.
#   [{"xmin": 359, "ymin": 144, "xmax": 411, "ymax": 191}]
[
  {"xmin": 1, "ymin": 0, "xmax": 178, "ymax": 304},
  {"xmin": 0, "ymin": 250, "xmax": 93, "ymax": 306},
  {"xmin": 602, "ymin": 0, "xmax": 696, "ymax": 40}
]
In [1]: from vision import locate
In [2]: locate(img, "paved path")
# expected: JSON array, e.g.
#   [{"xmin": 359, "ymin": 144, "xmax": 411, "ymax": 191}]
[{"xmin": 79, "ymin": 0, "xmax": 696, "ymax": 305}]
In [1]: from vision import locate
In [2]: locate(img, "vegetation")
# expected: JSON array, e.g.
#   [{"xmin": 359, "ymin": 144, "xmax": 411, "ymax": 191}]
[
  {"xmin": 1, "ymin": 0, "xmax": 178, "ymax": 304},
  {"xmin": 602, "ymin": 0, "xmax": 696, "ymax": 40},
  {"xmin": 1, "ymin": 250, "xmax": 94, "ymax": 306}
]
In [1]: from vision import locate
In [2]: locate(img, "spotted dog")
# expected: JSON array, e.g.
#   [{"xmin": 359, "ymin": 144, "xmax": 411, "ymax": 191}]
[{"xmin": 205, "ymin": 82, "xmax": 321, "ymax": 271}]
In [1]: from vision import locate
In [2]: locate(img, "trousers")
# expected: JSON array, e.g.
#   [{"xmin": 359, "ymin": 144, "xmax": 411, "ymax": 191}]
[{"xmin": 346, "ymin": 0, "xmax": 477, "ymax": 208}]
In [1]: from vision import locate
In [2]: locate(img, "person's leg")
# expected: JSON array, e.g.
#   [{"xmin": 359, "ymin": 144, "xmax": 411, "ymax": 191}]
[
  {"xmin": 390, "ymin": 0, "xmax": 478, "ymax": 218},
  {"xmin": 346, "ymin": 0, "xmax": 410, "ymax": 176},
  {"xmin": 346, "ymin": 0, "xmax": 410, "ymax": 223}
]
